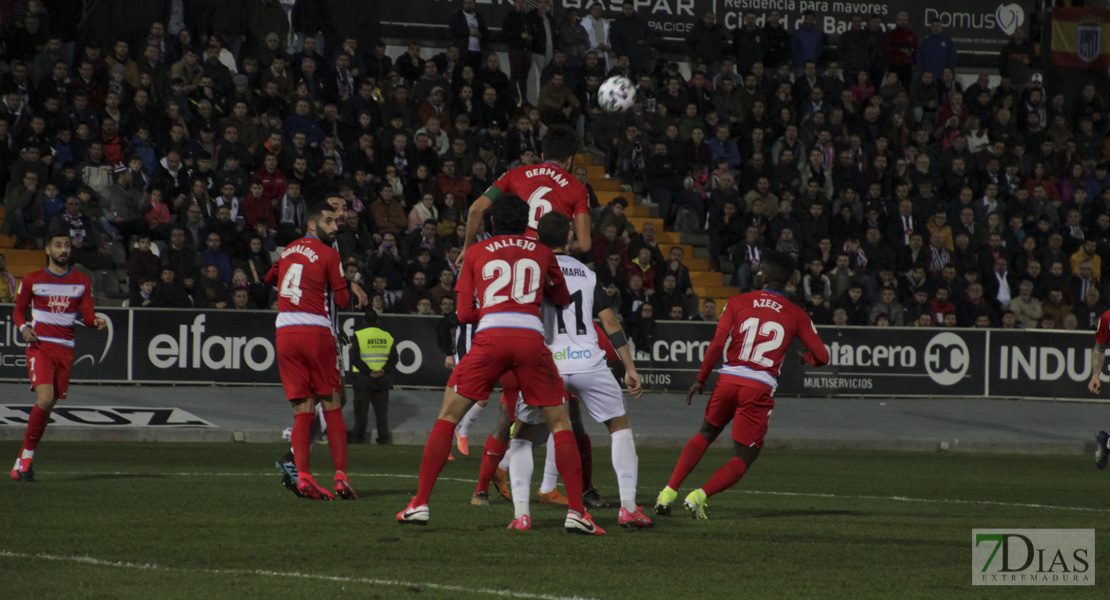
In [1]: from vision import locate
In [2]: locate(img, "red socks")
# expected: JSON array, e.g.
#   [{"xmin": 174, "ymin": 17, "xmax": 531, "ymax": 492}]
[
  {"xmin": 702, "ymin": 457, "xmax": 749, "ymax": 497},
  {"xmin": 475, "ymin": 435, "xmax": 508, "ymax": 495},
  {"xmin": 552, "ymin": 430, "xmax": 585, "ymax": 514},
  {"xmin": 292, "ymin": 412, "xmax": 314, "ymax": 478},
  {"xmin": 414, "ymin": 419, "xmax": 455, "ymax": 506},
  {"xmin": 21, "ymin": 405, "xmax": 50, "ymax": 455},
  {"xmin": 666, "ymin": 433, "xmax": 710, "ymax": 490},
  {"xmin": 322, "ymin": 408, "xmax": 348, "ymax": 475},
  {"xmin": 576, "ymin": 433, "xmax": 593, "ymax": 489}
]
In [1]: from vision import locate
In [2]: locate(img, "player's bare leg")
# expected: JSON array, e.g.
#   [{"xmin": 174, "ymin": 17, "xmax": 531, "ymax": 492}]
[
  {"xmin": 656, "ymin": 419, "xmax": 725, "ymax": 515},
  {"xmin": 290, "ymin": 396, "xmax": 335, "ymax": 500},
  {"xmin": 570, "ymin": 402, "xmax": 607, "ymax": 508},
  {"xmin": 473, "ymin": 401, "xmax": 511, "ymax": 505},
  {"xmin": 322, "ymin": 390, "xmax": 356, "ymax": 499},
  {"xmin": 397, "ymin": 388, "xmax": 476, "ymax": 524},
  {"xmin": 11, "ymin": 384, "xmax": 58, "ymax": 482},
  {"xmin": 684, "ymin": 441, "xmax": 761, "ymax": 520},
  {"xmin": 539, "ymin": 404, "xmax": 604, "ymax": 535}
]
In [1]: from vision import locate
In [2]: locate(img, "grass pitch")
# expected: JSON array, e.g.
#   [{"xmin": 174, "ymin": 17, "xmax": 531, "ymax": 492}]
[{"xmin": 2, "ymin": 442, "xmax": 1107, "ymax": 599}]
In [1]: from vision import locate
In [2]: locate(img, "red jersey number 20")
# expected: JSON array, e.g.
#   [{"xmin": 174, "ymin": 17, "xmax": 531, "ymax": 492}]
[{"xmin": 483, "ymin": 258, "xmax": 541, "ymax": 307}]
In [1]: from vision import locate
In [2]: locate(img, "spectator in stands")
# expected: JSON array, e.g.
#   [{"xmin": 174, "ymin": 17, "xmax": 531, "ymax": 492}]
[
  {"xmin": 916, "ymin": 18, "xmax": 957, "ymax": 80},
  {"xmin": 131, "ymin": 278, "xmax": 156, "ymax": 307},
  {"xmin": 429, "ymin": 268, "xmax": 456, "ymax": 308},
  {"xmin": 791, "ymin": 11, "xmax": 823, "ymax": 76},
  {"xmin": 611, "ymin": 1, "xmax": 654, "ymax": 73},
  {"xmin": 403, "ymin": 219, "xmax": 445, "ymax": 262},
  {"xmin": 687, "ymin": 11, "xmax": 729, "ymax": 74},
  {"xmin": 691, "ymin": 298, "xmax": 717, "ymax": 322},
  {"xmin": 1041, "ymin": 288, "xmax": 1072, "ymax": 326},
  {"xmin": 401, "ymin": 270, "xmax": 431, "ymax": 314},
  {"xmin": 200, "ymin": 231, "xmax": 233, "ymax": 285},
  {"xmin": 732, "ymin": 225, "xmax": 765, "ymax": 292},
  {"xmin": 887, "ymin": 12, "xmax": 917, "ymax": 90},
  {"xmin": 193, "ymin": 263, "xmax": 229, "ymax": 308},
  {"xmin": 834, "ymin": 282, "xmax": 869, "ymax": 325},
  {"xmin": 151, "ymin": 266, "xmax": 191, "ymax": 307},
  {"xmin": 450, "ymin": 0, "xmax": 490, "ymax": 69},
  {"xmin": 128, "ymin": 234, "xmax": 160, "ymax": 285},
  {"xmin": 370, "ymin": 185, "xmax": 407, "ymax": 238},
  {"xmin": 929, "ymin": 286, "xmax": 956, "ymax": 325},
  {"xmin": 0, "ymin": 253, "xmax": 15, "ymax": 303},
  {"xmin": 621, "ymin": 273, "xmax": 652, "ymax": 322},
  {"xmin": 593, "ymin": 223, "xmax": 630, "ymax": 268}
]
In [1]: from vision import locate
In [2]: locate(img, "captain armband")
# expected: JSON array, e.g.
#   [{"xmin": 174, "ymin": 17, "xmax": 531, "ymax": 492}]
[{"xmin": 607, "ymin": 329, "xmax": 628, "ymax": 351}]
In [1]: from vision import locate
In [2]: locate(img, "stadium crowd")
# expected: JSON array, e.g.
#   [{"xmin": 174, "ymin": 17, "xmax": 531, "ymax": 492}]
[{"xmin": 0, "ymin": 0, "xmax": 1107, "ymax": 331}]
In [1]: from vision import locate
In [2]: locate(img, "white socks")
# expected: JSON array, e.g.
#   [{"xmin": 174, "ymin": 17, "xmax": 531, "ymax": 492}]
[
  {"xmin": 509, "ymin": 438, "xmax": 534, "ymax": 519},
  {"xmin": 497, "ymin": 451, "xmax": 510, "ymax": 471},
  {"xmin": 539, "ymin": 432, "xmax": 558, "ymax": 494},
  {"xmin": 456, "ymin": 403, "xmax": 482, "ymax": 439},
  {"xmin": 611, "ymin": 428, "xmax": 638, "ymax": 512}
]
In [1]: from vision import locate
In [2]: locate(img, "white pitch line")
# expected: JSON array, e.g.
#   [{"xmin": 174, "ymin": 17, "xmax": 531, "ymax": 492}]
[
  {"xmin": 0, "ymin": 550, "xmax": 602, "ymax": 600},
  {"xmin": 731, "ymin": 489, "xmax": 1110, "ymax": 514},
  {"xmin": 45, "ymin": 470, "xmax": 1110, "ymax": 514}
]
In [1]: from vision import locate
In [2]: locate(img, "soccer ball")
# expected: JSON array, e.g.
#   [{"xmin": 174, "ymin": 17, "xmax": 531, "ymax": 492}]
[{"xmin": 598, "ymin": 76, "xmax": 636, "ymax": 113}]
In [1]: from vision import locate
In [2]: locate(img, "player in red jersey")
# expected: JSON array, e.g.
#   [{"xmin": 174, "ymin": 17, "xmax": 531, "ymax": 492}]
[
  {"xmin": 274, "ymin": 195, "xmax": 367, "ymax": 497},
  {"xmin": 1086, "ymin": 309, "xmax": 1110, "ymax": 469},
  {"xmin": 398, "ymin": 195, "xmax": 605, "ymax": 535},
  {"xmin": 654, "ymin": 250, "xmax": 830, "ymax": 519},
  {"xmin": 10, "ymin": 231, "xmax": 107, "ymax": 481},
  {"xmin": 263, "ymin": 202, "xmax": 355, "ymax": 500},
  {"xmin": 457, "ymin": 125, "xmax": 592, "ymax": 267}
]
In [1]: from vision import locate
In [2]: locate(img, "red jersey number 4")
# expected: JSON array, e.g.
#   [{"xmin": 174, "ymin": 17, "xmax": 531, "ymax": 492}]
[{"xmin": 280, "ymin": 263, "xmax": 304, "ymax": 305}]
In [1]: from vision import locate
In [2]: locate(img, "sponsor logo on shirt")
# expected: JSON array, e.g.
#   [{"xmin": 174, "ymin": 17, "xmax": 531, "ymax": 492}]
[{"xmin": 553, "ymin": 346, "xmax": 592, "ymax": 361}]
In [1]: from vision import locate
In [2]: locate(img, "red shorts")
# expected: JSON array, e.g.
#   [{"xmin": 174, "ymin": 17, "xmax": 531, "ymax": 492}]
[
  {"xmin": 276, "ymin": 329, "xmax": 341, "ymax": 401},
  {"xmin": 449, "ymin": 331, "xmax": 566, "ymax": 407},
  {"xmin": 27, "ymin": 342, "xmax": 74, "ymax": 400},
  {"xmin": 703, "ymin": 379, "xmax": 775, "ymax": 448}
]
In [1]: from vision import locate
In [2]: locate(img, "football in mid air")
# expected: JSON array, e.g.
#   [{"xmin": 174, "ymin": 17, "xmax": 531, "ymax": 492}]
[{"xmin": 598, "ymin": 76, "xmax": 636, "ymax": 113}]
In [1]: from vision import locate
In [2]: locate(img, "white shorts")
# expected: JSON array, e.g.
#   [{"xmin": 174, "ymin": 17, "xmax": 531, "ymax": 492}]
[{"xmin": 515, "ymin": 368, "xmax": 625, "ymax": 425}]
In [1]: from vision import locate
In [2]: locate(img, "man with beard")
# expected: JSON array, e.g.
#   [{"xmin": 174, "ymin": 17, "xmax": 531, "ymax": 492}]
[
  {"xmin": 11, "ymin": 230, "xmax": 107, "ymax": 482},
  {"xmin": 265, "ymin": 202, "xmax": 355, "ymax": 500},
  {"xmin": 275, "ymin": 196, "xmax": 367, "ymax": 495}
]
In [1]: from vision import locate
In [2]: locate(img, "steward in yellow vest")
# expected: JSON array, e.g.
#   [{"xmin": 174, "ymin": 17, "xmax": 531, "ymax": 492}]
[{"xmin": 348, "ymin": 310, "xmax": 398, "ymax": 444}]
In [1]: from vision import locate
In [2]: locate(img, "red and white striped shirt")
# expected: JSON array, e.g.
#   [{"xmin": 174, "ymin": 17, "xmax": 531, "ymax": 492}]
[{"xmin": 13, "ymin": 268, "xmax": 97, "ymax": 349}]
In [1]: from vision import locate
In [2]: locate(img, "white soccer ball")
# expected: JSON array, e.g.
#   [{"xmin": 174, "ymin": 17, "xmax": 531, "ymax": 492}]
[{"xmin": 598, "ymin": 76, "xmax": 636, "ymax": 113}]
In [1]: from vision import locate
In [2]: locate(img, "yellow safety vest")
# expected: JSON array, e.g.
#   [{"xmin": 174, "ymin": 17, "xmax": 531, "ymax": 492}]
[{"xmin": 354, "ymin": 327, "xmax": 393, "ymax": 372}]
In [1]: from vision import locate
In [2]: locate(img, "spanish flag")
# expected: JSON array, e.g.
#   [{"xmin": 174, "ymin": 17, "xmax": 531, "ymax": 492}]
[{"xmin": 1052, "ymin": 8, "xmax": 1110, "ymax": 68}]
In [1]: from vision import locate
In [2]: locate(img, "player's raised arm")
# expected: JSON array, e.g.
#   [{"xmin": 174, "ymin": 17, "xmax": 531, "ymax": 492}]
[
  {"xmin": 263, "ymin": 258, "xmax": 280, "ymax": 286},
  {"xmin": 543, "ymin": 247, "xmax": 570, "ymax": 307},
  {"xmin": 12, "ymin": 279, "xmax": 36, "ymax": 342},
  {"xmin": 455, "ymin": 260, "xmax": 479, "ymax": 324},
  {"xmin": 459, "ymin": 193, "xmax": 494, "ymax": 266},
  {"xmin": 598, "ymin": 307, "xmax": 641, "ymax": 398},
  {"xmin": 1089, "ymin": 310, "xmax": 1110, "ymax": 394},
  {"xmin": 1090, "ymin": 342, "xmax": 1106, "ymax": 395},
  {"xmin": 697, "ymin": 300, "xmax": 736, "ymax": 385},
  {"xmin": 569, "ymin": 212, "xmax": 592, "ymax": 256},
  {"xmin": 328, "ymin": 253, "xmax": 351, "ymax": 310},
  {"xmin": 797, "ymin": 315, "xmax": 830, "ymax": 367}
]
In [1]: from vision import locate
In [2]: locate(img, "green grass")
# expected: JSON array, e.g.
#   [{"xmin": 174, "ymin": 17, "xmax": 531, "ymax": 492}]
[{"xmin": 2, "ymin": 443, "xmax": 1107, "ymax": 599}]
